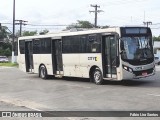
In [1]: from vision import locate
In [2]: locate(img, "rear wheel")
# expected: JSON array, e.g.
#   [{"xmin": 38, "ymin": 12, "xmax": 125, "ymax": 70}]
[
  {"xmin": 92, "ymin": 68, "xmax": 104, "ymax": 85},
  {"xmin": 39, "ymin": 65, "xmax": 48, "ymax": 79}
]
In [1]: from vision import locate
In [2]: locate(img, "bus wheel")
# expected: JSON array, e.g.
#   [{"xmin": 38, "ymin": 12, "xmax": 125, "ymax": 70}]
[
  {"xmin": 40, "ymin": 65, "xmax": 48, "ymax": 79},
  {"xmin": 92, "ymin": 68, "xmax": 103, "ymax": 85}
]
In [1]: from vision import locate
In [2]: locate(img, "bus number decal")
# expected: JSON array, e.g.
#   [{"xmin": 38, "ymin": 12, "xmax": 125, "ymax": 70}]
[{"xmin": 88, "ymin": 57, "xmax": 98, "ymax": 61}]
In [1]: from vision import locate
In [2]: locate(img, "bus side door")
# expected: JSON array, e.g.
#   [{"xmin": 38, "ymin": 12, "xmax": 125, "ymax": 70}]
[
  {"xmin": 25, "ymin": 40, "xmax": 34, "ymax": 72},
  {"xmin": 52, "ymin": 39, "xmax": 63, "ymax": 75},
  {"xmin": 102, "ymin": 34, "xmax": 119, "ymax": 79}
]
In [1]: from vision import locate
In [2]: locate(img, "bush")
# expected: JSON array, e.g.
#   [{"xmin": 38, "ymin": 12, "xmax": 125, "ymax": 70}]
[
  {"xmin": 4, "ymin": 48, "xmax": 11, "ymax": 57},
  {"xmin": 0, "ymin": 47, "xmax": 11, "ymax": 57}
]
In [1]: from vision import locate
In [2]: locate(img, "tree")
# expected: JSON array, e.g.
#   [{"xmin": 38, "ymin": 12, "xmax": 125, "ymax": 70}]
[
  {"xmin": 39, "ymin": 29, "xmax": 49, "ymax": 35},
  {"xmin": 22, "ymin": 30, "xmax": 37, "ymax": 36},
  {"xmin": 3, "ymin": 48, "xmax": 11, "ymax": 57},
  {"xmin": 0, "ymin": 42, "xmax": 12, "ymax": 57},
  {"xmin": 66, "ymin": 20, "xmax": 94, "ymax": 30},
  {"xmin": 77, "ymin": 20, "xmax": 94, "ymax": 28},
  {"xmin": 0, "ymin": 26, "xmax": 11, "ymax": 42},
  {"xmin": 153, "ymin": 36, "xmax": 160, "ymax": 41}
]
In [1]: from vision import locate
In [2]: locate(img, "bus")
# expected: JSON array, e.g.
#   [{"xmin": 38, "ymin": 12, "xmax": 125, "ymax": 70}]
[{"xmin": 17, "ymin": 27, "xmax": 155, "ymax": 85}]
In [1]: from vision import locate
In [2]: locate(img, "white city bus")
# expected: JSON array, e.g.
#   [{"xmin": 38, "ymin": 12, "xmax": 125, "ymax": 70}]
[{"xmin": 17, "ymin": 27, "xmax": 155, "ymax": 84}]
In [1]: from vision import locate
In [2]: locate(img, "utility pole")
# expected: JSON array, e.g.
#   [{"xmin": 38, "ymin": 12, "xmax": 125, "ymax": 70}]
[
  {"xmin": 15, "ymin": 20, "xmax": 27, "ymax": 36},
  {"xmin": 89, "ymin": 4, "xmax": 103, "ymax": 28},
  {"xmin": 143, "ymin": 21, "xmax": 152, "ymax": 27}
]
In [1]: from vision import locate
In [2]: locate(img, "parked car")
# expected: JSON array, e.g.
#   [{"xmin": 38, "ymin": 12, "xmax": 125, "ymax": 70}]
[
  {"xmin": 154, "ymin": 56, "xmax": 160, "ymax": 65},
  {"xmin": 0, "ymin": 56, "xmax": 9, "ymax": 62}
]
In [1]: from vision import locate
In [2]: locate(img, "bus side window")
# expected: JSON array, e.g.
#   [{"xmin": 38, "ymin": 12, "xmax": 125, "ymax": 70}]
[
  {"xmin": 80, "ymin": 36, "xmax": 87, "ymax": 53},
  {"xmin": 33, "ymin": 39, "xmax": 41, "ymax": 54},
  {"xmin": 40, "ymin": 38, "xmax": 51, "ymax": 54},
  {"xmin": 63, "ymin": 36, "xmax": 83, "ymax": 53},
  {"xmin": 87, "ymin": 34, "xmax": 101, "ymax": 53}
]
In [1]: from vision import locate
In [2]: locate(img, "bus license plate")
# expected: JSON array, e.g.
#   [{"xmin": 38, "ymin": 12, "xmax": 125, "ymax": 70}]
[{"xmin": 142, "ymin": 72, "xmax": 147, "ymax": 76}]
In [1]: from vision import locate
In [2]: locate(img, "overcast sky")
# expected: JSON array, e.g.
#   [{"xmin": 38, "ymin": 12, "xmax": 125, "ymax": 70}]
[{"xmin": 0, "ymin": 0, "xmax": 160, "ymax": 36}]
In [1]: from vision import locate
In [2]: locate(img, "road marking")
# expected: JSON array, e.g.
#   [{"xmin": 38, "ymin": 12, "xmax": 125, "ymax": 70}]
[{"xmin": 148, "ymin": 94, "xmax": 160, "ymax": 97}]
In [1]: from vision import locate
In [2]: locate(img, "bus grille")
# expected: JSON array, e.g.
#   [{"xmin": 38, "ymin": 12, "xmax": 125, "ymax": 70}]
[{"xmin": 133, "ymin": 68, "xmax": 154, "ymax": 76}]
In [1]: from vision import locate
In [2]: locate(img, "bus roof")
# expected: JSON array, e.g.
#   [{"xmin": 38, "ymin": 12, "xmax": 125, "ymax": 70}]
[
  {"xmin": 18, "ymin": 27, "xmax": 119, "ymax": 40},
  {"xmin": 18, "ymin": 26, "xmax": 149, "ymax": 40}
]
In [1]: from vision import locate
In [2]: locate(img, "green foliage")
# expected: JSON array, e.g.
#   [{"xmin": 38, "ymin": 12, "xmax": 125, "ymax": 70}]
[
  {"xmin": 3, "ymin": 48, "xmax": 11, "ymax": 57},
  {"xmin": 0, "ymin": 42, "xmax": 12, "ymax": 50},
  {"xmin": 66, "ymin": 20, "xmax": 94, "ymax": 30},
  {"xmin": 22, "ymin": 30, "xmax": 37, "ymax": 36},
  {"xmin": 77, "ymin": 20, "xmax": 94, "ymax": 28},
  {"xmin": 0, "ymin": 48, "xmax": 11, "ymax": 57},
  {"xmin": 0, "ymin": 42, "xmax": 12, "ymax": 57},
  {"xmin": 39, "ymin": 29, "xmax": 49, "ymax": 35},
  {"xmin": 153, "ymin": 36, "xmax": 160, "ymax": 41},
  {"xmin": 0, "ymin": 62, "xmax": 18, "ymax": 67},
  {"xmin": 0, "ymin": 26, "xmax": 10, "ymax": 41}
]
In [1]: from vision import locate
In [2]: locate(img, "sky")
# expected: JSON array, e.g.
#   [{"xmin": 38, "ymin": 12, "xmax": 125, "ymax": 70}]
[{"xmin": 0, "ymin": 0, "xmax": 160, "ymax": 36}]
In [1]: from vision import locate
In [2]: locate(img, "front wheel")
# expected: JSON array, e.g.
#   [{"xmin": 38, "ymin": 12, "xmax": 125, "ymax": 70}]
[
  {"xmin": 39, "ymin": 65, "xmax": 48, "ymax": 79},
  {"xmin": 92, "ymin": 68, "xmax": 104, "ymax": 85}
]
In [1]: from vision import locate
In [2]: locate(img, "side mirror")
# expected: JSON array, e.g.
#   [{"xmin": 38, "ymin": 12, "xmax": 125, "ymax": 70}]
[{"xmin": 120, "ymin": 41, "xmax": 125, "ymax": 51}]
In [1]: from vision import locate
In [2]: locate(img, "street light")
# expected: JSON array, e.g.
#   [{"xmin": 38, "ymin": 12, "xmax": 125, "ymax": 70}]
[{"xmin": 12, "ymin": 0, "xmax": 15, "ymax": 63}]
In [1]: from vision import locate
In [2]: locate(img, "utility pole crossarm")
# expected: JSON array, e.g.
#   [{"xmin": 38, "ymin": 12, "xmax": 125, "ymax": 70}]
[
  {"xmin": 15, "ymin": 20, "xmax": 28, "ymax": 36},
  {"xmin": 89, "ymin": 4, "xmax": 103, "ymax": 28},
  {"xmin": 143, "ymin": 21, "xmax": 152, "ymax": 27}
]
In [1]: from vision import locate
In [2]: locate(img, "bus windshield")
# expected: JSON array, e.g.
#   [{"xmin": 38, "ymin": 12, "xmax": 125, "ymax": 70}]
[{"xmin": 121, "ymin": 36, "xmax": 153, "ymax": 60}]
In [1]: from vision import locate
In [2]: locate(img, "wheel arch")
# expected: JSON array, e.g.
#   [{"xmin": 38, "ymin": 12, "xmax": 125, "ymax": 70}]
[{"xmin": 89, "ymin": 65, "xmax": 103, "ymax": 79}]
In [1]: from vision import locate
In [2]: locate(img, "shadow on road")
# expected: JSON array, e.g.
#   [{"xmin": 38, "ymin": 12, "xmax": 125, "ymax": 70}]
[
  {"xmin": 103, "ymin": 80, "xmax": 151, "ymax": 86},
  {"xmin": 28, "ymin": 74, "xmax": 160, "ymax": 87}
]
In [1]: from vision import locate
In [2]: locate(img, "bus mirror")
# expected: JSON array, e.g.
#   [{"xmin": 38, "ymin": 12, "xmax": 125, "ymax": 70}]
[{"xmin": 120, "ymin": 41, "xmax": 125, "ymax": 51}]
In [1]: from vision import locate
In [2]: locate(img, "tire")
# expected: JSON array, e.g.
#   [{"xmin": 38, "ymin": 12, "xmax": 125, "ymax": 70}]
[
  {"xmin": 39, "ymin": 65, "xmax": 48, "ymax": 79},
  {"xmin": 92, "ymin": 68, "xmax": 104, "ymax": 85}
]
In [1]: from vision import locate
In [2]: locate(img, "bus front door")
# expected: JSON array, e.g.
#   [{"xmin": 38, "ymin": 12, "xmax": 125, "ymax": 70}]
[
  {"xmin": 102, "ymin": 35, "xmax": 117, "ymax": 79},
  {"xmin": 25, "ymin": 41, "xmax": 33, "ymax": 72},
  {"xmin": 52, "ymin": 40, "xmax": 63, "ymax": 75}
]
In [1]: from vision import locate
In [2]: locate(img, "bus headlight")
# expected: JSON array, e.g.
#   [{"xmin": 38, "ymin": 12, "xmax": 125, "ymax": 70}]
[{"xmin": 122, "ymin": 65, "xmax": 133, "ymax": 73}]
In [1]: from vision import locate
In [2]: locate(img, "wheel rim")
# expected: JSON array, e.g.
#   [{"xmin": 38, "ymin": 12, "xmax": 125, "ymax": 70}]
[
  {"xmin": 40, "ymin": 67, "xmax": 45, "ymax": 78},
  {"xmin": 94, "ymin": 70, "xmax": 101, "ymax": 83}
]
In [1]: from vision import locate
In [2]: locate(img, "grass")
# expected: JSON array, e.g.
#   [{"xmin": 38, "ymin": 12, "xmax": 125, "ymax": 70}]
[{"xmin": 0, "ymin": 62, "xmax": 18, "ymax": 67}]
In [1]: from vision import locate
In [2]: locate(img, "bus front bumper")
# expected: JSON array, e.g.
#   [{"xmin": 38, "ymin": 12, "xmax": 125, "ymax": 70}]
[{"xmin": 123, "ymin": 68, "xmax": 155, "ymax": 80}]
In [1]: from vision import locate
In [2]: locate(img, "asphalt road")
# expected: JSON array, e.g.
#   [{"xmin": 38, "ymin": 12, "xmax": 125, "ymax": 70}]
[{"xmin": 0, "ymin": 66, "xmax": 160, "ymax": 120}]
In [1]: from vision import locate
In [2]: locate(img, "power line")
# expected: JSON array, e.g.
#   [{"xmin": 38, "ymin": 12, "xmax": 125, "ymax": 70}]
[
  {"xmin": 27, "ymin": 24, "xmax": 68, "ymax": 26},
  {"xmin": 151, "ymin": 27, "xmax": 160, "ymax": 29},
  {"xmin": 151, "ymin": 23, "xmax": 160, "ymax": 25},
  {"xmin": 15, "ymin": 20, "xmax": 28, "ymax": 36},
  {"xmin": 0, "ymin": 23, "xmax": 12, "ymax": 25},
  {"xmin": 105, "ymin": 0, "xmax": 149, "ymax": 6},
  {"xmin": 1, "ymin": 22, "xmax": 69, "ymax": 27}
]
